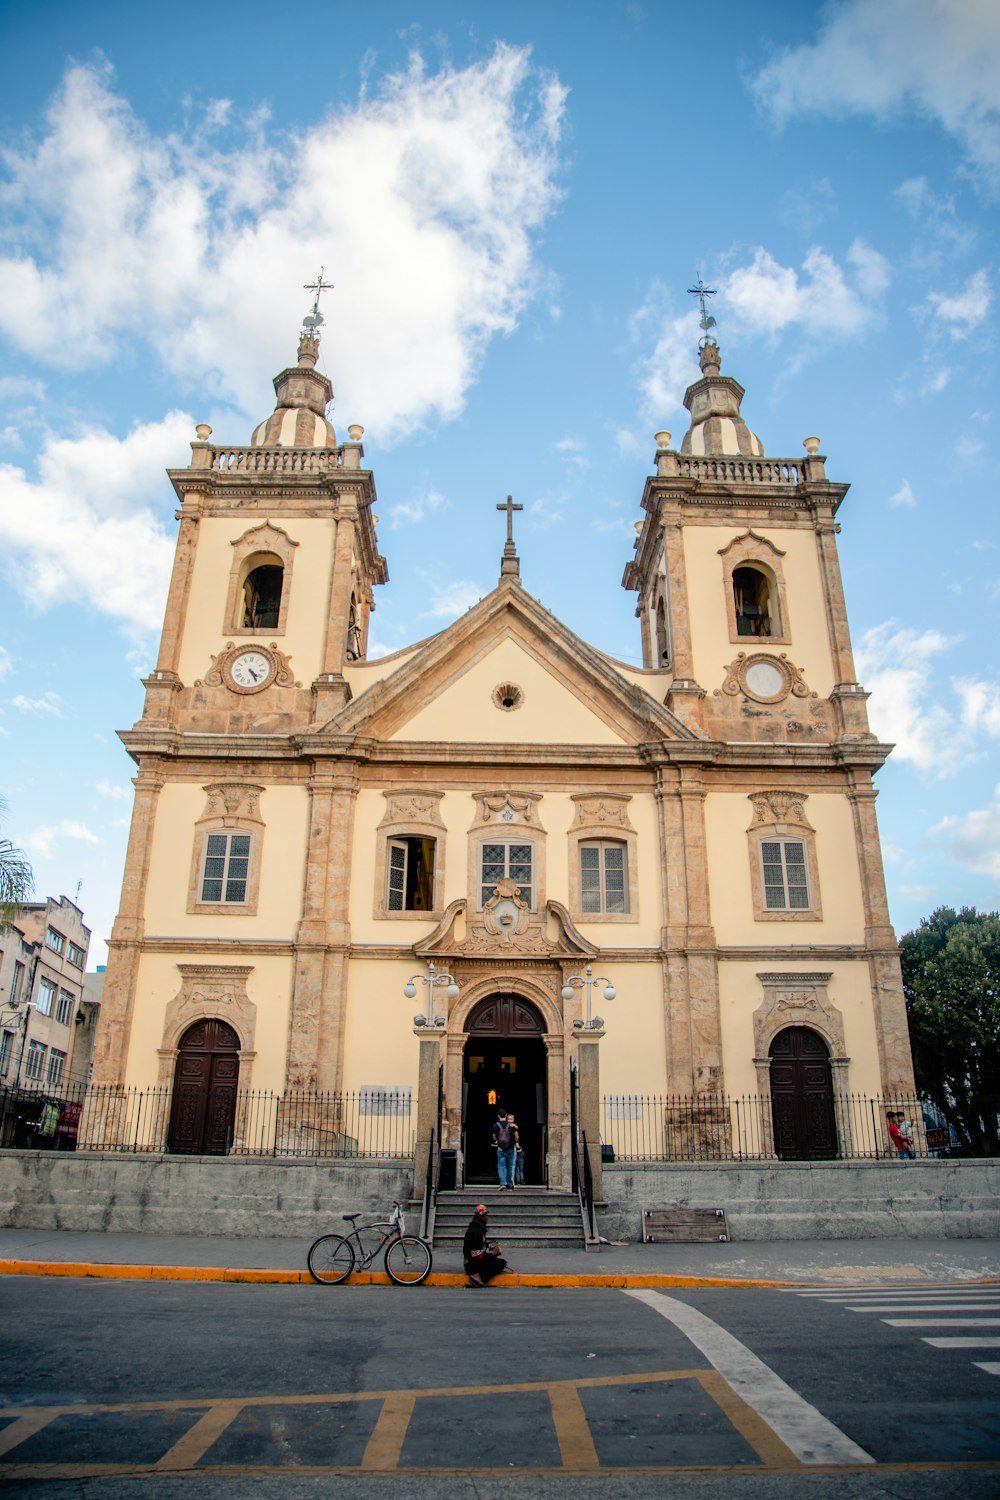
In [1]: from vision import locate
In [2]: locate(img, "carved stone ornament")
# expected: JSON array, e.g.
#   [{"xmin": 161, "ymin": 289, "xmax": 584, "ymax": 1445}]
[
  {"xmin": 196, "ymin": 641, "xmax": 301, "ymax": 691},
  {"xmin": 157, "ymin": 963, "xmax": 258, "ymax": 1087},
  {"xmin": 417, "ymin": 896, "xmax": 596, "ymax": 964},
  {"xmin": 492, "ymin": 682, "xmax": 525, "ymax": 712},
  {"xmin": 200, "ymin": 782, "xmax": 265, "ymax": 825},
  {"xmin": 752, "ymin": 971, "xmax": 845, "ymax": 1059},
  {"xmin": 717, "ymin": 652, "xmax": 815, "ymax": 704},
  {"xmin": 472, "ymin": 791, "xmax": 543, "ymax": 829},
  {"xmin": 749, "ymin": 790, "xmax": 813, "ymax": 830},
  {"xmin": 379, "ymin": 789, "xmax": 445, "ymax": 830},
  {"xmin": 570, "ymin": 793, "xmax": 634, "ymax": 831},
  {"xmin": 482, "ymin": 877, "xmax": 531, "ymax": 944}
]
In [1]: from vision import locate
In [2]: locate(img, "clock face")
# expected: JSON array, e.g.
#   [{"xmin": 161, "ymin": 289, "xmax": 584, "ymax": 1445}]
[
  {"xmin": 739, "ymin": 654, "xmax": 789, "ymax": 703},
  {"xmin": 228, "ymin": 649, "xmax": 274, "ymax": 692}
]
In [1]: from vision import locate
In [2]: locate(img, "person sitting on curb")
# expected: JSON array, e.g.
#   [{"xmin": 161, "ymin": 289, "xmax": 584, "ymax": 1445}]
[{"xmin": 462, "ymin": 1203, "xmax": 511, "ymax": 1286}]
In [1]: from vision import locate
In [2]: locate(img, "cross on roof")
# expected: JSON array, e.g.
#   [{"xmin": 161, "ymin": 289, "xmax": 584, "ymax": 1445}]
[
  {"xmin": 302, "ymin": 268, "xmax": 334, "ymax": 330},
  {"xmin": 497, "ymin": 494, "xmax": 523, "ymax": 580},
  {"xmin": 497, "ymin": 494, "xmax": 523, "ymax": 548}
]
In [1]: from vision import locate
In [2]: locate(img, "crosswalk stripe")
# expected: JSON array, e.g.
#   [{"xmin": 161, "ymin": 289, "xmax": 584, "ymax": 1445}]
[
  {"xmin": 973, "ymin": 1362, "xmax": 1000, "ymax": 1376},
  {"xmin": 883, "ymin": 1319, "xmax": 1000, "ymax": 1328},
  {"xmin": 923, "ymin": 1337, "xmax": 1000, "ymax": 1349},
  {"xmin": 843, "ymin": 1303, "xmax": 1000, "ymax": 1313}
]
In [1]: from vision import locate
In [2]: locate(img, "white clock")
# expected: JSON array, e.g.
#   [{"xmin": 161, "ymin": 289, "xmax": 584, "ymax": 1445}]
[{"xmin": 227, "ymin": 648, "xmax": 275, "ymax": 693}]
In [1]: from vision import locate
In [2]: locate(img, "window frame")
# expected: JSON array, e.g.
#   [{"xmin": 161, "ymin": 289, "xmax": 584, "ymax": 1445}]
[
  {"xmin": 197, "ymin": 830, "xmax": 254, "ymax": 907},
  {"xmin": 67, "ymin": 941, "xmax": 85, "ymax": 968},
  {"xmin": 56, "ymin": 990, "xmax": 75, "ymax": 1026},
  {"xmin": 578, "ymin": 838, "xmax": 630, "ymax": 917},
  {"xmin": 747, "ymin": 791, "xmax": 822, "ymax": 922},
  {"xmin": 224, "ymin": 523, "xmax": 298, "ymax": 637},
  {"xmin": 24, "ymin": 1041, "xmax": 46, "ymax": 1082},
  {"xmin": 0, "ymin": 1029, "xmax": 13, "ymax": 1076},
  {"xmin": 45, "ymin": 927, "xmax": 65, "ymax": 955},
  {"xmin": 478, "ymin": 838, "xmax": 536, "ymax": 910},
  {"xmin": 759, "ymin": 837, "xmax": 811, "ymax": 912},
  {"xmin": 47, "ymin": 1049, "xmax": 66, "ymax": 1088},
  {"xmin": 374, "ymin": 790, "xmax": 446, "ymax": 921},
  {"xmin": 36, "ymin": 977, "xmax": 56, "ymax": 1017},
  {"xmin": 567, "ymin": 794, "xmax": 639, "ymax": 925},
  {"xmin": 187, "ymin": 782, "xmax": 265, "ymax": 917},
  {"xmin": 719, "ymin": 531, "xmax": 791, "ymax": 646}
]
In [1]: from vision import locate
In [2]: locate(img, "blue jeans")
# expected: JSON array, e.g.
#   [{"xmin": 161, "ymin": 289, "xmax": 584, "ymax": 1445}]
[{"xmin": 497, "ymin": 1146, "xmax": 516, "ymax": 1186}]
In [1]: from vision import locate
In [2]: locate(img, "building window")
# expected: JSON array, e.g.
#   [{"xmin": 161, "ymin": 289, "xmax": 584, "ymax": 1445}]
[
  {"xmin": 10, "ymin": 962, "xmax": 24, "ymax": 1005},
  {"xmin": 761, "ymin": 839, "xmax": 810, "ymax": 910},
  {"xmin": 580, "ymin": 840, "xmax": 629, "ymax": 915},
  {"xmin": 0, "ymin": 1031, "xmax": 13, "ymax": 1076},
  {"xmin": 36, "ymin": 978, "xmax": 56, "ymax": 1016},
  {"xmin": 480, "ymin": 842, "xmax": 534, "ymax": 908},
  {"xmin": 241, "ymin": 563, "xmax": 283, "ymax": 629},
  {"xmin": 747, "ymin": 790, "xmax": 821, "ymax": 922},
  {"xmin": 733, "ymin": 566, "xmax": 774, "ymax": 637},
  {"xmin": 200, "ymin": 832, "xmax": 252, "ymax": 904},
  {"xmin": 47, "ymin": 1050, "xmax": 66, "ymax": 1088},
  {"xmin": 719, "ymin": 531, "xmax": 791, "ymax": 646},
  {"xmin": 67, "ymin": 942, "xmax": 85, "ymax": 968},
  {"xmin": 45, "ymin": 927, "xmax": 65, "ymax": 955},
  {"xmin": 387, "ymin": 837, "xmax": 435, "ymax": 912},
  {"xmin": 56, "ymin": 990, "xmax": 75, "ymax": 1026},
  {"xmin": 225, "ymin": 524, "xmax": 298, "ymax": 637},
  {"xmin": 24, "ymin": 1041, "xmax": 46, "ymax": 1082}
]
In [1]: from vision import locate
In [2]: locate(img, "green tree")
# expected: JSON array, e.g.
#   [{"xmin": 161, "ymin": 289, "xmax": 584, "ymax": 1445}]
[
  {"xmin": 900, "ymin": 906, "xmax": 1000, "ymax": 1156},
  {"xmin": 0, "ymin": 796, "xmax": 34, "ymax": 929}
]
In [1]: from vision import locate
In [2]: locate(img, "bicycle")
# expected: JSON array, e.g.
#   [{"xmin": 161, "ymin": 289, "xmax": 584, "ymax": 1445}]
[{"xmin": 307, "ymin": 1200, "xmax": 432, "ymax": 1286}]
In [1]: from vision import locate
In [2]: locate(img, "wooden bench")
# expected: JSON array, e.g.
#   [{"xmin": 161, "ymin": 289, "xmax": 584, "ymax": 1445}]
[{"xmin": 642, "ymin": 1208, "xmax": 729, "ymax": 1243}]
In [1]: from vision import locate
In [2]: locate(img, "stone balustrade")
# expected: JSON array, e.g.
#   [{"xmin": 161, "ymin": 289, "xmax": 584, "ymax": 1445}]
[{"xmin": 191, "ymin": 443, "xmax": 363, "ymax": 474}]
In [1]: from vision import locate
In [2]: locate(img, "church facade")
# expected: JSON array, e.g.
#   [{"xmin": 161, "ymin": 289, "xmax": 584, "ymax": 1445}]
[{"xmin": 92, "ymin": 310, "xmax": 916, "ymax": 1185}]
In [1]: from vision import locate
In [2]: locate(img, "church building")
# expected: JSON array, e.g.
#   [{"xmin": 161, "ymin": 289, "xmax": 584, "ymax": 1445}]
[{"xmin": 92, "ymin": 292, "xmax": 916, "ymax": 1186}]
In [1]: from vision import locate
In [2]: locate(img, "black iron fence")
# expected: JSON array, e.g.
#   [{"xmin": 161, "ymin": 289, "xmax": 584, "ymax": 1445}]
[
  {"xmin": 601, "ymin": 1093, "xmax": 986, "ymax": 1162},
  {"xmin": 0, "ymin": 1083, "xmax": 414, "ymax": 1158}
]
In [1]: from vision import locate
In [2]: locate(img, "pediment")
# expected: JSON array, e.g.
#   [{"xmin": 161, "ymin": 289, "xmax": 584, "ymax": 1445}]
[
  {"xmin": 324, "ymin": 580, "xmax": 699, "ymax": 746},
  {"xmin": 416, "ymin": 897, "xmax": 598, "ymax": 964}
]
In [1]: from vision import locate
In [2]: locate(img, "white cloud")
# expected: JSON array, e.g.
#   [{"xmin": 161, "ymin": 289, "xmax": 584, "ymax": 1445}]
[
  {"xmin": 0, "ymin": 413, "xmax": 185, "ymax": 633},
  {"xmin": 750, "ymin": 0, "xmax": 1000, "ymax": 193},
  {"xmin": 933, "ymin": 786, "xmax": 1000, "ymax": 878},
  {"xmin": 956, "ymin": 678, "xmax": 1000, "ymax": 738},
  {"xmin": 388, "ymin": 486, "xmax": 446, "ymax": 529},
  {"xmin": 422, "ymin": 580, "xmax": 484, "ymax": 619},
  {"xmin": 0, "ymin": 646, "xmax": 11, "ymax": 680},
  {"xmin": 0, "ymin": 51, "xmax": 565, "ymax": 439},
  {"xmin": 11, "ymin": 692, "xmax": 62, "ymax": 717},
  {"xmin": 28, "ymin": 820, "xmax": 100, "ymax": 859},
  {"xmin": 855, "ymin": 621, "xmax": 958, "ymax": 769},
  {"xmin": 553, "ymin": 436, "xmax": 590, "ymax": 470},
  {"xmin": 926, "ymin": 268, "xmax": 993, "ymax": 336},
  {"xmin": 888, "ymin": 480, "xmax": 916, "ymax": 508},
  {"xmin": 96, "ymin": 778, "xmax": 132, "ymax": 801}
]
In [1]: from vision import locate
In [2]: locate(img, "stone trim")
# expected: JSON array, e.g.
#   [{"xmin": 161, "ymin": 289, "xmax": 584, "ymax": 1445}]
[
  {"xmin": 746, "ymin": 790, "xmax": 822, "ymax": 922},
  {"xmin": 567, "ymin": 793, "xmax": 639, "ymax": 924},
  {"xmin": 373, "ymin": 789, "xmax": 446, "ymax": 919},
  {"xmin": 156, "ymin": 963, "xmax": 257, "ymax": 1090},
  {"xmin": 468, "ymin": 791, "xmax": 546, "ymax": 912},
  {"xmin": 186, "ymin": 783, "xmax": 265, "ymax": 916},
  {"xmin": 224, "ymin": 522, "xmax": 298, "ymax": 636}
]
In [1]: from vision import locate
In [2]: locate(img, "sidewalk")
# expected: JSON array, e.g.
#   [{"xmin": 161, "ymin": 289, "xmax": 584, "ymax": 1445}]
[{"xmin": 0, "ymin": 1227, "xmax": 997, "ymax": 1287}]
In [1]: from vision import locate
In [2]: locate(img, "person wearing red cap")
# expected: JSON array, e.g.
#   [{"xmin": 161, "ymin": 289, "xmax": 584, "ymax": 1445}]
[{"xmin": 463, "ymin": 1203, "xmax": 510, "ymax": 1286}]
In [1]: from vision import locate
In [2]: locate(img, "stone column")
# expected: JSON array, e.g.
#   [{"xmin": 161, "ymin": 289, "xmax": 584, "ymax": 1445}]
[
  {"xmin": 545, "ymin": 1033, "xmax": 567, "ymax": 1189},
  {"xmin": 313, "ymin": 498, "xmax": 358, "ymax": 720},
  {"xmin": 412, "ymin": 1026, "xmax": 444, "ymax": 1199},
  {"xmin": 660, "ymin": 500, "xmax": 695, "ymax": 683},
  {"xmin": 576, "ymin": 1031, "xmax": 604, "ymax": 1205},
  {"xmin": 829, "ymin": 1056, "xmax": 854, "ymax": 1156},
  {"xmin": 90, "ymin": 764, "xmax": 164, "ymax": 1086},
  {"xmin": 752, "ymin": 1056, "xmax": 777, "ymax": 1158}
]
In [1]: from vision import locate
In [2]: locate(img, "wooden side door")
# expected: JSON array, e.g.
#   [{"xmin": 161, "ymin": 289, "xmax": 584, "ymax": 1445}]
[
  {"xmin": 168, "ymin": 1019, "xmax": 240, "ymax": 1155},
  {"xmin": 769, "ymin": 1026, "xmax": 837, "ymax": 1161}
]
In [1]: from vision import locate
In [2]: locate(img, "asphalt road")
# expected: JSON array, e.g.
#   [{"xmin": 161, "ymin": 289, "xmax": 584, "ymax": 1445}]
[{"xmin": 1, "ymin": 1275, "xmax": 998, "ymax": 1498}]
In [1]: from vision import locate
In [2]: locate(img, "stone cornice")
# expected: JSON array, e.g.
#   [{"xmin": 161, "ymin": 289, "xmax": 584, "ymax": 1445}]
[{"xmin": 131, "ymin": 937, "xmax": 892, "ymax": 964}]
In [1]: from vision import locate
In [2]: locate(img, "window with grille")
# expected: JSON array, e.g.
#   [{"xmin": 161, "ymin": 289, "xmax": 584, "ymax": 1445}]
[
  {"xmin": 386, "ymin": 837, "xmax": 436, "ymax": 912},
  {"xmin": 480, "ymin": 842, "xmax": 534, "ymax": 908},
  {"xmin": 25, "ymin": 1041, "xmax": 46, "ymax": 1081},
  {"xmin": 200, "ymin": 832, "xmax": 252, "ymax": 904},
  {"xmin": 47, "ymin": 1050, "xmax": 66, "ymax": 1087},
  {"xmin": 56, "ymin": 990, "xmax": 74, "ymax": 1026},
  {"xmin": 761, "ymin": 839, "xmax": 810, "ymax": 910},
  {"xmin": 36, "ymin": 978, "xmax": 56, "ymax": 1016},
  {"xmin": 580, "ymin": 840, "xmax": 628, "ymax": 915}
]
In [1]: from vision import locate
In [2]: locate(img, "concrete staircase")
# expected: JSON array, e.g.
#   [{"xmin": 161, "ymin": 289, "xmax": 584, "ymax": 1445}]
[{"xmin": 431, "ymin": 1187, "xmax": 588, "ymax": 1250}]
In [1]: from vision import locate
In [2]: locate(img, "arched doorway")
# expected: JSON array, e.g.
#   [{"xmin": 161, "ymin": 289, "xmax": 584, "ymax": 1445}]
[
  {"xmin": 463, "ymin": 994, "xmax": 547, "ymax": 1184},
  {"xmin": 769, "ymin": 1026, "xmax": 837, "ymax": 1161},
  {"xmin": 168, "ymin": 1018, "xmax": 240, "ymax": 1155}
]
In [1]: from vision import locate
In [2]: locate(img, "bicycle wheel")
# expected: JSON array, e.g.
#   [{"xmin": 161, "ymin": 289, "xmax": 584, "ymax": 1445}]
[
  {"xmin": 384, "ymin": 1234, "xmax": 432, "ymax": 1286},
  {"xmin": 307, "ymin": 1234, "xmax": 355, "ymax": 1285}
]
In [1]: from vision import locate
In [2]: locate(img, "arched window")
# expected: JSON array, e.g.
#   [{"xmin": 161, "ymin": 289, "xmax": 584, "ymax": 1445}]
[
  {"xmin": 346, "ymin": 593, "xmax": 363, "ymax": 661},
  {"xmin": 733, "ymin": 566, "xmax": 773, "ymax": 637},
  {"xmin": 655, "ymin": 596, "xmax": 669, "ymax": 664},
  {"xmin": 241, "ymin": 563, "xmax": 283, "ymax": 630}
]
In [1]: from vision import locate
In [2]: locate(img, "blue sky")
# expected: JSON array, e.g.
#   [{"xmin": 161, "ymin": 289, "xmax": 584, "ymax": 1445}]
[{"xmin": 1, "ymin": 0, "xmax": 998, "ymax": 965}]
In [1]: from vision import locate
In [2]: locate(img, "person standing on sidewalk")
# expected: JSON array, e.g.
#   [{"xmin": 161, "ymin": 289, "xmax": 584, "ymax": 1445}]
[
  {"xmin": 507, "ymin": 1110, "xmax": 525, "ymax": 1184},
  {"xmin": 492, "ymin": 1108, "xmax": 517, "ymax": 1190}
]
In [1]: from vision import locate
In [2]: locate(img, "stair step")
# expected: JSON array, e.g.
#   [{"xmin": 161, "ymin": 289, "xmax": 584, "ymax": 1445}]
[{"xmin": 432, "ymin": 1188, "xmax": 588, "ymax": 1249}]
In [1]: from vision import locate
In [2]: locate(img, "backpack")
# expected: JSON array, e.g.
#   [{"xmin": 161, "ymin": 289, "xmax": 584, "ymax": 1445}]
[{"xmin": 495, "ymin": 1121, "xmax": 511, "ymax": 1149}]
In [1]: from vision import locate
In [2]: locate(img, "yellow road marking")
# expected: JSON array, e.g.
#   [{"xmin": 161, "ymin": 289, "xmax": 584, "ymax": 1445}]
[
  {"xmin": 697, "ymin": 1368, "xmax": 799, "ymax": 1467},
  {"xmin": 361, "ymin": 1392, "xmax": 416, "ymax": 1469},
  {"xmin": 548, "ymin": 1383, "xmax": 600, "ymax": 1469},
  {"xmin": 0, "ymin": 1408, "xmax": 60, "ymax": 1457},
  {"xmin": 154, "ymin": 1400, "xmax": 246, "ymax": 1470}
]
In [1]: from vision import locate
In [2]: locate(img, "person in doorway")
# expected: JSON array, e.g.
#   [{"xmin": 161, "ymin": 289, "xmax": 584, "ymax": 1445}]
[
  {"xmin": 463, "ymin": 1203, "xmax": 509, "ymax": 1286},
  {"xmin": 492, "ymin": 1108, "xmax": 517, "ymax": 1190},
  {"xmin": 507, "ymin": 1110, "xmax": 525, "ymax": 1184}
]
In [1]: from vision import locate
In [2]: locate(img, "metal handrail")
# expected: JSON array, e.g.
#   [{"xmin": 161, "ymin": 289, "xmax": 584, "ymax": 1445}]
[{"xmin": 580, "ymin": 1130, "xmax": 598, "ymax": 1242}]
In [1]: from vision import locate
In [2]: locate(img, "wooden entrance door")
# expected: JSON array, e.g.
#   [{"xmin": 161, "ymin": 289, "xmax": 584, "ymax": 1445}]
[
  {"xmin": 463, "ymin": 995, "xmax": 546, "ymax": 1183},
  {"xmin": 769, "ymin": 1026, "xmax": 837, "ymax": 1160},
  {"xmin": 168, "ymin": 1019, "xmax": 240, "ymax": 1155}
]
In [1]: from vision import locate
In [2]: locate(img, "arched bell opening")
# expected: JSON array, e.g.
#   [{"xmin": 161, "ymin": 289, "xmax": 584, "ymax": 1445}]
[{"xmin": 462, "ymin": 994, "xmax": 547, "ymax": 1184}]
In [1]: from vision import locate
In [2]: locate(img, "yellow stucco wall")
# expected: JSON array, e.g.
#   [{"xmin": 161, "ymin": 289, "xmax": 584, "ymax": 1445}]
[
  {"xmin": 595, "ymin": 963, "xmax": 668, "ymax": 1095},
  {"xmin": 342, "ymin": 959, "xmax": 423, "ymax": 1094},
  {"xmin": 717, "ymin": 960, "xmax": 884, "ymax": 1098},
  {"xmin": 704, "ymin": 790, "xmax": 866, "ymax": 945},
  {"xmin": 684, "ymin": 526, "xmax": 835, "ymax": 696},
  {"xmin": 391, "ymin": 636, "xmax": 630, "ymax": 744},
  {"xmin": 177, "ymin": 516, "xmax": 335, "ymax": 686},
  {"xmin": 142, "ymin": 782, "xmax": 309, "ymax": 938}
]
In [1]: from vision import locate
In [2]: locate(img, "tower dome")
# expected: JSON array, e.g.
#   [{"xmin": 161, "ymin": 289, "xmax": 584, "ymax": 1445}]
[
  {"xmin": 251, "ymin": 331, "xmax": 338, "ymax": 448},
  {"xmin": 680, "ymin": 341, "xmax": 764, "ymax": 458}
]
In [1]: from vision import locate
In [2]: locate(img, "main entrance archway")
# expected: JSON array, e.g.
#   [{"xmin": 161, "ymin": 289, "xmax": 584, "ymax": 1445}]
[
  {"xmin": 463, "ymin": 994, "xmax": 547, "ymax": 1184},
  {"xmin": 769, "ymin": 1025, "xmax": 837, "ymax": 1161},
  {"xmin": 168, "ymin": 1018, "xmax": 240, "ymax": 1155}
]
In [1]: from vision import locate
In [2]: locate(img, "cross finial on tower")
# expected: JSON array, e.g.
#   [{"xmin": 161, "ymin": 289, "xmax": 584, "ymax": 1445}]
[
  {"xmin": 497, "ymin": 494, "xmax": 523, "ymax": 579},
  {"xmin": 687, "ymin": 276, "xmax": 718, "ymax": 347},
  {"xmin": 302, "ymin": 268, "xmax": 335, "ymax": 334}
]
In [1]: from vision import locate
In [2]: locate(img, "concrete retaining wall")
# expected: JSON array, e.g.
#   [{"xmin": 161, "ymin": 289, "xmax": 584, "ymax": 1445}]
[
  {"xmin": 599, "ymin": 1159, "xmax": 1000, "ymax": 1241},
  {"xmin": 0, "ymin": 1151, "xmax": 413, "ymax": 1239}
]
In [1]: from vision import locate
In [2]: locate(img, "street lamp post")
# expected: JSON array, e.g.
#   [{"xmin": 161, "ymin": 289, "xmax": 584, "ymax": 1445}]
[
  {"xmin": 403, "ymin": 960, "xmax": 460, "ymax": 1027},
  {"xmin": 561, "ymin": 964, "xmax": 616, "ymax": 1031}
]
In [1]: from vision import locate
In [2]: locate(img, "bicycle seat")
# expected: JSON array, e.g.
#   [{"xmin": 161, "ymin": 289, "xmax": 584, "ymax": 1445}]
[{"xmin": 342, "ymin": 1212, "xmax": 361, "ymax": 1221}]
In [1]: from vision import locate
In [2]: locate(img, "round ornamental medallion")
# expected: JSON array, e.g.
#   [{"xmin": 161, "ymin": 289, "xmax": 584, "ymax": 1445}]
[
  {"xmin": 492, "ymin": 682, "xmax": 525, "ymax": 712},
  {"xmin": 739, "ymin": 654, "xmax": 790, "ymax": 704},
  {"xmin": 226, "ymin": 647, "xmax": 277, "ymax": 694}
]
